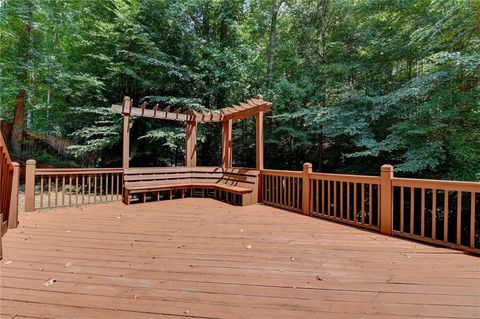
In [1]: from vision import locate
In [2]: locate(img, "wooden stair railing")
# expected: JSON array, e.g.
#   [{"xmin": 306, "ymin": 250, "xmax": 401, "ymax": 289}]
[{"xmin": 0, "ymin": 131, "xmax": 20, "ymax": 259}]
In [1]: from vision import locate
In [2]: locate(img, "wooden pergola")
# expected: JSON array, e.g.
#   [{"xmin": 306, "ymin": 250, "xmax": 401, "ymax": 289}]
[{"xmin": 112, "ymin": 95, "xmax": 272, "ymax": 170}]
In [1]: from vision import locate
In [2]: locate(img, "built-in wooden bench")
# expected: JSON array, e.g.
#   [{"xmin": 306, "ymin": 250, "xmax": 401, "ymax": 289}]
[{"xmin": 123, "ymin": 167, "xmax": 259, "ymax": 206}]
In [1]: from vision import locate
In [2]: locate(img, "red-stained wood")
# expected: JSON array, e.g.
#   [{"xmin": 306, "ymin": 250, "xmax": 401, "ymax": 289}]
[{"xmin": 1, "ymin": 199, "xmax": 479, "ymax": 318}]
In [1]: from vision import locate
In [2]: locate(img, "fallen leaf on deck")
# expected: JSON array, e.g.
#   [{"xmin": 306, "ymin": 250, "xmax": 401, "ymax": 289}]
[
  {"xmin": 43, "ymin": 278, "xmax": 56, "ymax": 286},
  {"xmin": 246, "ymin": 245, "xmax": 252, "ymax": 249},
  {"xmin": 316, "ymin": 275, "xmax": 322, "ymax": 281},
  {"xmin": 64, "ymin": 262, "xmax": 72, "ymax": 268},
  {"xmin": 290, "ymin": 257, "xmax": 295, "ymax": 261},
  {"xmin": 184, "ymin": 309, "xmax": 190, "ymax": 314},
  {"xmin": 4, "ymin": 261, "xmax": 13, "ymax": 265}
]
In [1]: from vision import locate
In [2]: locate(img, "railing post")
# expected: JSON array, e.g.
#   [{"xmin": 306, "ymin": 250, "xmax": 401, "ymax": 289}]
[
  {"xmin": 380, "ymin": 164, "xmax": 393, "ymax": 235},
  {"xmin": 8, "ymin": 162, "xmax": 20, "ymax": 229},
  {"xmin": 302, "ymin": 163, "xmax": 312, "ymax": 216},
  {"xmin": 25, "ymin": 159, "xmax": 36, "ymax": 212}
]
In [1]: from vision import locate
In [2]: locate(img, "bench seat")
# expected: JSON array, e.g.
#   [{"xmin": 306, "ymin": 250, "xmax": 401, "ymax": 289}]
[
  {"xmin": 126, "ymin": 183, "xmax": 253, "ymax": 194},
  {"xmin": 123, "ymin": 167, "xmax": 259, "ymax": 206}
]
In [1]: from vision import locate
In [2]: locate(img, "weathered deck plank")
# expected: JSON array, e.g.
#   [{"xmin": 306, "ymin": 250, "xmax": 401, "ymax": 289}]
[{"xmin": 1, "ymin": 198, "xmax": 479, "ymax": 318}]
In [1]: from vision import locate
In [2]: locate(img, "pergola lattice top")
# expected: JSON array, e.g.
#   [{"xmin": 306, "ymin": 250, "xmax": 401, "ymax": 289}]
[{"xmin": 111, "ymin": 95, "xmax": 271, "ymax": 122}]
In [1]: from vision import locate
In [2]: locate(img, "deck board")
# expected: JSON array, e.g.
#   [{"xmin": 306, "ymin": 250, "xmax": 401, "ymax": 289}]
[{"xmin": 1, "ymin": 198, "xmax": 479, "ymax": 318}]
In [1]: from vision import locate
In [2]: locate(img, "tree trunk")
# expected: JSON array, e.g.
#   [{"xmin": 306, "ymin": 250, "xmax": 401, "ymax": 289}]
[
  {"xmin": 317, "ymin": 130, "xmax": 324, "ymax": 171},
  {"xmin": 10, "ymin": 0, "xmax": 33, "ymax": 153},
  {"xmin": 266, "ymin": 0, "xmax": 282, "ymax": 89},
  {"xmin": 473, "ymin": 0, "xmax": 480, "ymax": 39},
  {"xmin": 11, "ymin": 91, "xmax": 26, "ymax": 153}
]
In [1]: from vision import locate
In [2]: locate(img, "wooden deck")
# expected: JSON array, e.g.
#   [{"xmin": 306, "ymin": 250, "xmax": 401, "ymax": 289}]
[{"xmin": 1, "ymin": 198, "xmax": 479, "ymax": 318}]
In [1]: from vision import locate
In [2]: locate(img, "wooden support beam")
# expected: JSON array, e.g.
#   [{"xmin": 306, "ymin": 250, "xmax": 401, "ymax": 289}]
[
  {"xmin": 24, "ymin": 159, "xmax": 36, "ymax": 212},
  {"xmin": 122, "ymin": 97, "xmax": 131, "ymax": 170},
  {"xmin": 185, "ymin": 121, "xmax": 197, "ymax": 167},
  {"xmin": 8, "ymin": 162, "xmax": 19, "ymax": 229},
  {"xmin": 380, "ymin": 165, "xmax": 394, "ymax": 235},
  {"xmin": 221, "ymin": 120, "xmax": 233, "ymax": 168},
  {"xmin": 302, "ymin": 163, "xmax": 312, "ymax": 216},
  {"xmin": 256, "ymin": 111, "xmax": 264, "ymax": 170},
  {"xmin": 222, "ymin": 102, "xmax": 271, "ymax": 121}
]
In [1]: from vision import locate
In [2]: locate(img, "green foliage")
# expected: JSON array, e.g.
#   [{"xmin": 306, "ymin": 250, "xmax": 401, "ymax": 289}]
[{"xmin": 1, "ymin": 0, "xmax": 479, "ymax": 180}]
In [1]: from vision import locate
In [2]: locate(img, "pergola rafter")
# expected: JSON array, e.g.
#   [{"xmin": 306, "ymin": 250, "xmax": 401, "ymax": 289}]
[
  {"xmin": 112, "ymin": 96, "xmax": 271, "ymax": 123},
  {"xmin": 112, "ymin": 95, "xmax": 271, "ymax": 170}
]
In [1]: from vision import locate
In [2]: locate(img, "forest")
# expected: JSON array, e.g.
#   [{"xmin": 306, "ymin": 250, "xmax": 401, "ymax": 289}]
[{"xmin": 1, "ymin": 0, "xmax": 479, "ymax": 181}]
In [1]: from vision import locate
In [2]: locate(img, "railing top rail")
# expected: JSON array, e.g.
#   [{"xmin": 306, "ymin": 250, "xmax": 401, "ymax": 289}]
[
  {"xmin": 260, "ymin": 169, "xmax": 303, "ymax": 177},
  {"xmin": 392, "ymin": 177, "xmax": 480, "ymax": 192},
  {"xmin": 310, "ymin": 172, "xmax": 380, "ymax": 183},
  {"xmin": 0, "ymin": 132, "xmax": 12, "ymax": 164},
  {"xmin": 35, "ymin": 168, "xmax": 123, "ymax": 176}
]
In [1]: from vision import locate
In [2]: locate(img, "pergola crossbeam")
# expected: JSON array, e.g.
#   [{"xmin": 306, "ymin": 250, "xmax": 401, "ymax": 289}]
[{"xmin": 113, "ymin": 95, "xmax": 271, "ymax": 170}]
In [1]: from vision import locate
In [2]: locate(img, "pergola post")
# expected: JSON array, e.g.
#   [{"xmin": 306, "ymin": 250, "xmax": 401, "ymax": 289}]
[
  {"xmin": 255, "ymin": 111, "xmax": 264, "ymax": 170},
  {"xmin": 122, "ymin": 97, "xmax": 131, "ymax": 169},
  {"xmin": 221, "ymin": 119, "xmax": 233, "ymax": 168},
  {"xmin": 185, "ymin": 121, "xmax": 197, "ymax": 167}
]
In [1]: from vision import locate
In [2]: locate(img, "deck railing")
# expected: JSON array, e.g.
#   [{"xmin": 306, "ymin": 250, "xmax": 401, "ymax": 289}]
[
  {"xmin": 0, "ymin": 132, "xmax": 20, "ymax": 238},
  {"xmin": 391, "ymin": 178, "xmax": 479, "ymax": 254},
  {"xmin": 260, "ymin": 163, "xmax": 479, "ymax": 254},
  {"xmin": 261, "ymin": 169, "xmax": 303, "ymax": 213},
  {"xmin": 24, "ymin": 160, "xmax": 123, "ymax": 211},
  {"xmin": 19, "ymin": 159, "xmax": 479, "ymax": 254},
  {"xmin": 309, "ymin": 172, "xmax": 381, "ymax": 231}
]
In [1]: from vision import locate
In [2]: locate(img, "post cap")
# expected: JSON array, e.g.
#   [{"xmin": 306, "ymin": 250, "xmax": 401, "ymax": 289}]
[
  {"xmin": 303, "ymin": 162, "xmax": 313, "ymax": 171},
  {"xmin": 12, "ymin": 162, "xmax": 20, "ymax": 167},
  {"xmin": 122, "ymin": 96, "xmax": 132, "ymax": 115},
  {"xmin": 26, "ymin": 159, "xmax": 36, "ymax": 165},
  {"xmin": 381, "ymin": 164, "xmax": 393, "ymax": 172}
]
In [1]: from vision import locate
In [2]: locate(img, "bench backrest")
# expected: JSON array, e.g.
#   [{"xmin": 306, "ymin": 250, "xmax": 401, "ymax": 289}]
[{"xmin": 124, "ymin": 166, "xmax": 259, "ymax": 191}]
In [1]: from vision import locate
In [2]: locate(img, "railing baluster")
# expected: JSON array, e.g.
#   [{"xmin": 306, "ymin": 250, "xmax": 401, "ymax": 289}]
[
  {"xmin": 444, "ymin": 190, "xmax": 449, "ymax": 243},
  {"xmin": 471, "ymin": 192, "xmax": 475, "ymax": 248},
  {"xmin": 111, "ymin": 173, "xmax": 114, "ymax": 201},
  {"xmin": 457, "ymin": 191, "xmax": 462, "ymax": 246},
  {"xmin": 368, "ymin": 183, "xmax": 372, "ymax": 225},
  {"xmin": 432, "ymin": 189, "xmax": 436, "ymax": 240},
  {"xmin": 340, "ymin": 182, "xmax": 344, "ymax": 219},
  {"xmin": 421, "ymin": 188, "xmax": 425, "ymax": 237},
  {"xmin": 346, "ymin": 182, "xmax": 350, "ymax": 221},
  {"xmin": 47, "ymin": 176, "xmax": 51, "ymax": 207},
  {"xmin": 69, "ymin": 175, "xmax": 72, "ymax": 205},
  {"xmin": 410, "ymin": 188, "xmax": 414, "ymax": 235},
  {"xmin": 75, "ymin": 175, "xmax": 79, "ymax": 205},
  {"xmin": 361, "ymin": 183, "xmax": 365, "ymax": 224},
  {"xmin": 100, "ymin": 174, "xmax": 103, "ymax": 202},
  {"xmin": 88, "ymin": 175, "xmax": 91, "ymax": 204},
  {"xmin": 400, "ymin": 187, "xmax": 404, "ymax": 232},
  {"xmin": 333, "ymin": 181, "xmax": 337, "ymax": 218},
  {"xmin": 55, "ymin": 176, "xmax": 58, "ymax": 207},
  {"xmin": 353, "ymin": 182, "xmax": 357, "ymax": 222},
  {"xmin": 117, "ymin": 173, "xmax": 120, "ymax": 200},
  {"xmin": 94, "ymin": 175, "xmax": 97, "ymax": 203},
  {"xmin": 296, "ymin": 177, "xmax": 300, "ymax": 210},
  {"xmin": 327, "ymin": 180, "xmax": 331, "ymax": 216},
  {"xmin": 62, "ymin": 175, "xmax": 65, "ymax": 206},
  {"xmin": 82, "ymin": 174, "xmax": 85, "ymax": 204},
  {"xmin": 40, "ymin": 176, "xmax": 44, "ymax": 208},
  {"xmin": 286, "ymin": 176, "xmax": 290, "ymax": 208}
]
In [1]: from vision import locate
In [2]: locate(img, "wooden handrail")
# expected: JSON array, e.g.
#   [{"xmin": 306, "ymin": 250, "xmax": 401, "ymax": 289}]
[
  {"xmin": 25, "ymin": 163, "xmax": 124, "ymax": 211},
  {"xmin": 259, "ymin": 164, "xmax": 479, "ymax": 254},
  {"xmin": 35, "ymin": 168, "xmax": 124, "ymax": 176},
  {"xmin": 392, "ymin": 177, "xmax": 480, "ymax": 192},
  {"xmin": 0, "ymin": 131, "xmax": 14, "ymax": 235}
]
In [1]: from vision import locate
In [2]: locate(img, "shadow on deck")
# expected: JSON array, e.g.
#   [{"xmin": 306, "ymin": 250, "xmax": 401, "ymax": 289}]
[{"xmin": 1, "ymin": 198, "xmax": 479, "ymax": 318}]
